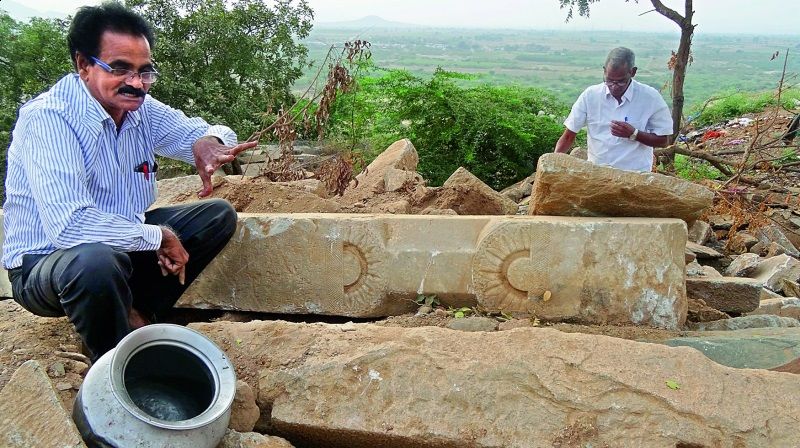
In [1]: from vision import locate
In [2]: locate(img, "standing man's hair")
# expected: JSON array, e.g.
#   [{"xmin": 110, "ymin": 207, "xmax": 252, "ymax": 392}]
[
  {"xmin": 67, "ymin": 1, "xmax": 155, "ymax": 69},
  {"xmin": 605, "ymin": 47, "xmax": 636, "ymax": 70}
]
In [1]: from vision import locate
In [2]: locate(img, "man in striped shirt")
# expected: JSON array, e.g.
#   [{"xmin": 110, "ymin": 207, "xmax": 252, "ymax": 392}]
[{"xmin": 2, "ymin": 2, "xmax": 256, "ymax": 361}]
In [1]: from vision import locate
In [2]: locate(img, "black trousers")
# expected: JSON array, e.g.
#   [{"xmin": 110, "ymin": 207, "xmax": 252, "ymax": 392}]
[{"xmin": 8, "ymin": 199, "xmax": 237, "ymax": 361}]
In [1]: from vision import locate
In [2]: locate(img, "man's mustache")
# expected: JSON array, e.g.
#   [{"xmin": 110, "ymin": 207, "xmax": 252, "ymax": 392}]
[{"xmin": 118, "ymin": 86, "xmax": 146, "ymax": 97}]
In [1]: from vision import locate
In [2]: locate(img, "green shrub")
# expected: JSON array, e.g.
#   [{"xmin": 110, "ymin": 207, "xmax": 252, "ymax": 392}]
[
  {"xmin": 671, "ymin": 154, "xmax": 723, "ymax": 181},
  {"xmin": 691, "ymin": 88, "xmax": 800, "ymax": 126},
  {"xmin": 326, "ymin": 67, "xmax": 568, "ymax": 190}
]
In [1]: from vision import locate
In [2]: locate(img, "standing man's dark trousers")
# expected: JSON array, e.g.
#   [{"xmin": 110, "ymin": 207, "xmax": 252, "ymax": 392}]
[{"xmin": 8, "ymin": 199, "xmax": 237, "ymax": 361}]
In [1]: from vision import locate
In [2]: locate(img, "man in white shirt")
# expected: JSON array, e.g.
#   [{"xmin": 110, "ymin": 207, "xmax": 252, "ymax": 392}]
[{"xmin": 554, "ymin": 47, "xmax": 673, "ymax": 172}]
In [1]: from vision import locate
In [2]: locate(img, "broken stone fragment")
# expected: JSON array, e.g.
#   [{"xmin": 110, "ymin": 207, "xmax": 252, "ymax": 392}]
[
  {"xmin": 529, "ymin": 153, "xmax": 713, "ymax": 222},
  {"xmin": 724, "ymin": 253, "xmax": 760, "ymax": 277},
  {"xmin": 685, "ymin": 241, "xmax": 723, "ymax": 260},
  {"xmin": 688, "ymin": 315, "xmax": 800, "ymax": 331},
  {"xmin": 688, "ymin": 220, "xmax": 713, "ymax": 245},
  {"xmin": 748, "ymin": 297, "xmax": 800, "ymax": 320},
  {"xmin": 229, "ymin": 380, "xmax": 260, "ymax": 433},
  {"xmin": 687, "ymin": 298, "xmax": 730, "ymax": 323},
  {"xmin": 686, "ymin": 277, "xmax": 762, "ymax": 314},
  {"xmin": 751, "ymin": 254, "xmax": 800, "ymax": 293}
]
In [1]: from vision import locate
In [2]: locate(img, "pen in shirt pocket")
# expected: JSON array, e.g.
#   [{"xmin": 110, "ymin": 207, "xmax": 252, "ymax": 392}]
[{"xmin": 134, "ymin": 161, "xmax": 158, "ymax": 181}]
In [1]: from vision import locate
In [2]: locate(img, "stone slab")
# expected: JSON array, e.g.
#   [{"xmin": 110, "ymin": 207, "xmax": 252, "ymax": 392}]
[
  {"xmin": 661, "ymin": 327, "xmax": 800, "ymax": 369},
  {"xmin": 180, "ymin": 214, "xmax": 687, "ymax": 328},
  {"xmin": 193, "ymin": 320, "xmax": 800, "ymax": 448},
  {"xmin": 685, "ymin": 277, "xmax": 762, "ymax": 314},
  {"xmin": 0, "ymin": 360, "xmax": 86, "ymax": 447},
  {"xmin": 529, "ymin": 153, "xmax": 713, "ymax": 222}
]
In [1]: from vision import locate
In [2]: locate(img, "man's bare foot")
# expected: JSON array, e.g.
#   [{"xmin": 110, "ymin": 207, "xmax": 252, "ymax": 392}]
[{"xmin": 128, "ymin": 308, "xmax": 151, "ymax": 330}]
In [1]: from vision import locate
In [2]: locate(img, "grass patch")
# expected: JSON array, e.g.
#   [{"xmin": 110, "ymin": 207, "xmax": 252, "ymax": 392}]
[{"xmin": 691, "ymin": 88, "xmax": 800, "ymax": 126}]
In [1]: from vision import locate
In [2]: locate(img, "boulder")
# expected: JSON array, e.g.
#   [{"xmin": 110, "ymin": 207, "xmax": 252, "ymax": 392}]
[
  {"xmin": 192, "ymin": 320, "xmax": 800, "ymax": 448},
  {"xmin": 434, "ymin": 167, "xmax": 518, "ymax": 215},
  {"xmin": 724, "ymin": 253, "xmax": 760, "ymax": 277},
  {"xmin": 783, "ymin": 279, "xmax": 800, "ymax": 298},
  {"xmin": 685, "ymin": 277, "xmax": 762, "ymax": 314},
  {"xmin": 707, "ymin": 214, "xmax": 734, "ymax": 230},
  {"xmin": 0, "ymin": 360, "xmax": 86, "ymax": 447},
  {"xmin": 687, "ymin": 298, "xmax": 729, "ymax": 323},
  {"xmin": 688, "ymin": 315, "xmax": 800, "ymax": 331},
  {"xmin": 499, "ymin": 174, "xmax": 535, "ymax": 203},
  {"xmin": 345, "ymin": 139, "xmax": 419, "ymax": 201},
  {"xmin": 687, "ymin": 220, "xmax": 713, "ymax": 245},
  {"xmin": 229, "ymin": 380, "xmax": 260, "ymax": 433},
  {"xmin": 751, "ymin": 254, "xmax": 800, "ymax": 293},
  {"xmin": 661, "ymin": 327, "xmax": 800, "ymax": 369},
  {"xmin": 685, "ymin": 241, "xmax": 723, "ymax": 260},
  {"xmin": 218, "ymin": 430, "xmax": 294, "ymax": 448},
  {"xmin": 748, "ymin": 297, "xmax": 800, "ymax": 320},
  {"xmin": 383, "ymin": 168, "xmax": 424, "ymax": 193},
  {"xmin": 728, "ymin": 231, "xmax": 759, "ymax": 254},
  {"xmin": 528, "ymin": 153, "xmax": 713, "ymax": 222},
  {"xmin": 755, "ymin": 225, "xmax": 800, "ymax": 258},
  {"xmin": 568, "ymin": 147, "xmax": 588, "ymax": 160}
]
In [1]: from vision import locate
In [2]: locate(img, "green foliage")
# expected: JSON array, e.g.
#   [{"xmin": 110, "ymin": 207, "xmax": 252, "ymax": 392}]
[
  {"xmin": 670, "ymin": 154, "xmax": 723, "ymax": 181},
  {"xmin": 0, "ymin": 11, "xmax": 72, "ymax": 202},
  {"xmin": 327, "ymin": 67, "xmax": 568, "ymax": 190},
  {"xmin": 449, "ymin": 306, "xmax": 474, "ymax": 319},
  {"xmin": 126, "ymin": 0, "xmax": 314, "ymax": 138},
  {"xmin": 776, "ymin": 148, "xmax": 799, "ymax": 165},
  {"xmin": 691, "ymin": 88, "xmax": 800, "ymax": 126},
  {"xmin": 415, "ymin": 294, "xmax": 440, "ymax": 308}
]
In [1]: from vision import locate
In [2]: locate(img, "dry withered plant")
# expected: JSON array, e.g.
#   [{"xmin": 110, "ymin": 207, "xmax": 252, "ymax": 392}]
[
  {"xmin": 657, "ymin": 50, "xmax": 800, "ymax": 245},
  {"xmin": 239, "ymin": 40, "xmax": 371, "ymax": 194}
]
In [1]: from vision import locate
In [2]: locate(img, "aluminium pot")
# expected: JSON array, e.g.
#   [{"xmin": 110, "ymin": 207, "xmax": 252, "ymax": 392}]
[{"xmin": 73, "ymin": 324, "xmax": 236, "ymax": 448}]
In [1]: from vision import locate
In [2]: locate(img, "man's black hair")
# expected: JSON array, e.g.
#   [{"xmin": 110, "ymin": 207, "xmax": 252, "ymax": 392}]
[{"xmin": 67, "ymin": 1, "xmax": 155, "ymax": 69}]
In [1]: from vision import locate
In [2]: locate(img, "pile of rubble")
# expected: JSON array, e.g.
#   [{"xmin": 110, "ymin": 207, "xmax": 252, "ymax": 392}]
[{"xmin": 2, "ymin": 139, "xmax": 800, "ymax": 447}]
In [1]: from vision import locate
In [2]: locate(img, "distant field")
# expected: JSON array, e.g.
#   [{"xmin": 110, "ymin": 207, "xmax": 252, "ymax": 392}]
[{"xmin": 296, "ymin": 28, "xmax": 800, "ymax": 109}]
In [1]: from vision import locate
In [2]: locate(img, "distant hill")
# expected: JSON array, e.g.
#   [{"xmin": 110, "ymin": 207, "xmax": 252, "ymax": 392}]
[
  {"xmin": 0, "ymin": 0, "xmax": 67, "ymax": 20},
  {"xmin": 315, "ymin": 15, "xmax": 421, "ymax": 29}
]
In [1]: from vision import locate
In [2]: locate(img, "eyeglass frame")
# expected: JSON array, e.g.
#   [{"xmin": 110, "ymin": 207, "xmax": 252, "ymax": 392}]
[
  {"xmin": 90, "ymin": 56, "xmax": 159, "ymax": 84},
  {"xmin": 603, "ymin": 78, "xmax": 631, "ymax": 88}
]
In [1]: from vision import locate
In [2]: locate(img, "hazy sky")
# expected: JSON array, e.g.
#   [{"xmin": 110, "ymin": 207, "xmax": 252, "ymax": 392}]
[{"xmin": 17, "ymin": 0, "xmax": 800, "ymax": 35}]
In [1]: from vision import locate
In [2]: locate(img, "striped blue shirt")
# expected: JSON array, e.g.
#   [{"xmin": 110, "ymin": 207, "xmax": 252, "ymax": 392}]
[{"xmin": 2, "ymin": 74, "xmax": 237, "ymax": 269}]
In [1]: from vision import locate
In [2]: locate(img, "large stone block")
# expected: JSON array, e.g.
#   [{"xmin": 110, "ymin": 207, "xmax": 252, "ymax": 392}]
[
  {"xmin": 192, "ymin": 321, "xmax": 800, "ymax": 448},
  {"xmin": 685, "ymin": 277, "xmax": 762, "ymax": 314},
  {"xmin": 0, "ymin": 360, "xmax": 86, "ymax": 447},
  {"xmin": 180, "ymin": 214, "xmax": 687, "ymax": 328},
  {"xmin": 529, "ymin": 153, "xmax": 714, "ymax": 222}
]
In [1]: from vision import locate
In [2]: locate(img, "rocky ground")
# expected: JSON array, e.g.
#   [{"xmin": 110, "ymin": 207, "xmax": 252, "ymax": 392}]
[{"xmin": 2, "ymin": 111, "xmax": 800, "ymax": 447}]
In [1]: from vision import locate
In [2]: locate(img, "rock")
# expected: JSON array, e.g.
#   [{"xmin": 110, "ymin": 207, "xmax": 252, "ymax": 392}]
[
  {"xmin": 181, "ymin": 214, "xmax": 687, "ymax": 328},
  {"xmin": 685, "ymin": 277, "xmax": 762, "ymax": 314},
  {"xmin": 55, "ymin": 381, "xmax": 72, "ymax": 391},
  {"xmin": 499, "ymin": 174, "xmax": 535, "ymax": 203},
  {"xmin": 688, "ymin": 315, "xmax": 800, "ymax": 331},
  {"xmin": 446, "ymin": 316, "xmax": 498, "ymax": 332},
  {"xmin": 687, "ymin": 298, "xmax": 730, "ymax": 323},
  {"xmin": 701, "ymin": 265, "xmax": 723, "ymax": 278},
  {"xmin": 433, "ymin": 167, "xmax": 518, "ymax": 215},
  {"xmin": 766, "ymin": 209, "xmax": 800, "ymax": 250},
  {"xmin": 684, "ymin": 248, "xmax": 696, "ymax": 265},
  {"xmin": 761, "ymin": 287, "xmax": 782, "ymax": 301},
  {"xmin": 420, "ymin": 207, "xmax": 457, "ymax": 215},
  {"xmin": 217, "ymin": 429, "xmax": 295, "ymax": 448},
  {"xmin": 383, "ymin": 168, "xmax": 424, "ymax": 193},
  {"xmin": 765, "ymin": 241, "xmax": 787, "ymax": 258},
  {"xmin": 685, "ymin": 241, "xmax": 723, "ymax": 260},
  {"xmin": 528, "ymin": 153, "xmax": 713, "ymax": 222},
  {"xmin": 688, "ymin": 220, "xmax": 713, "ymax": 245},
  {"xmin": 415, "ymin": 305, "xmax": 433, "ymax": 316},
  {"xmin": 68, "ymin": 361, "xmax": 89, "ymax": 376},
  {"xmin": 771, "ymin": 358, "xmax": 800, "ymax": 374},
  {"xmin": 192, "ymin": 320, "xmax": 800, "ymax": 448},
  {"xmin": 724, "ymin": 253, "xmax": 760, "ymax": 277},
  {"xmin": 783, "ymin": 279, "xmax": 800, "ymax": 298},
  {"xmin": 47, "ymin": 362, "xmax": 66, "ymax": 378},
  {"xmin": 497, "ymin": 318, "xmax": 534, "ymax": 331},
  {"xmin": 568, "ymin": 147, "xmax": 588, "ymax": 160},
  {"xmin": 685, "ymin": 260, "xmax": 705, "ymax": 277},
  {"xmin": 756, "ymin": 225, "xmax": 800, "ymax": 258},
  {"xmin": 707, "ymin": 214, "xmax": 734, "ymax": 230},
  {"xmin": 376, "ymin": 199, "xmax": 411, "ymax": 214},
  {"xmin": 728, "ymin": 231, "xmax": 759, "ymax": 254},
  {"xmin": 748, "ymin": 297, "xmax": 800, "ymax": 320},
  {"xmin": 0, "ymin": 360, "xmax": 86, "ymax": 447},
  {"xmin": 229, "ymin": 380, "xmax": 260, "ymax": 433},
  {"xmin": 661, "ymin": 327, "xmax": 800, "ymax": 369},
  {"xmin": 277, "ymin": 179, "xmax": 329, "ymax": 198},
  {"xmin": 345, "ymin": 139, "xmax": 419, "ymax": 201},
  {"xmin": 751, "ymin": 254, "xmax": 800, "ymax": 293}
]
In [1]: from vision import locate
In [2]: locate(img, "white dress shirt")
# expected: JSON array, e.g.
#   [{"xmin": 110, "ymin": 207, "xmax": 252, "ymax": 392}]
[
  {"xmin": 564, "ymin": 79, "xmax": 673, "ymax": 172},
  {"xmin": 2, "ymin": 74, "xmax": 237, "ymax": 269}
]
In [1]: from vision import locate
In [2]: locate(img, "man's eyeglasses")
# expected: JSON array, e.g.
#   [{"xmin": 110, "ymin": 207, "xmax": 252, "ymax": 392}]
[
  {"xmin": 604, "ymin": 79, "xmax": 630, "ymax": 88},
  {"xmin": 91, "ymin": 57, "xmax": 159, "ymax": 84}
]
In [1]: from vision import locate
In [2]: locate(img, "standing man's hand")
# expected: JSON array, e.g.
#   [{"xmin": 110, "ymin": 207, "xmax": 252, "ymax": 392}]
[
  {"xmin": 157, "ymin": 226, "xmax": 189, "ymax": 285},
  {"xmin": 610, "ymin": 120, "xmax": 636, "ymax": 139},
  {"xmin": 192, "ymin": 136, "xmax": 258, "ymax": 197}
]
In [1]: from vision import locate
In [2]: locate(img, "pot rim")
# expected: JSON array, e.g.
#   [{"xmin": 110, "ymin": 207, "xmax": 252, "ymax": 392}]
[{"xmin": 109, "ymin": 324, "xmax": 236, "ymax": 430}]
